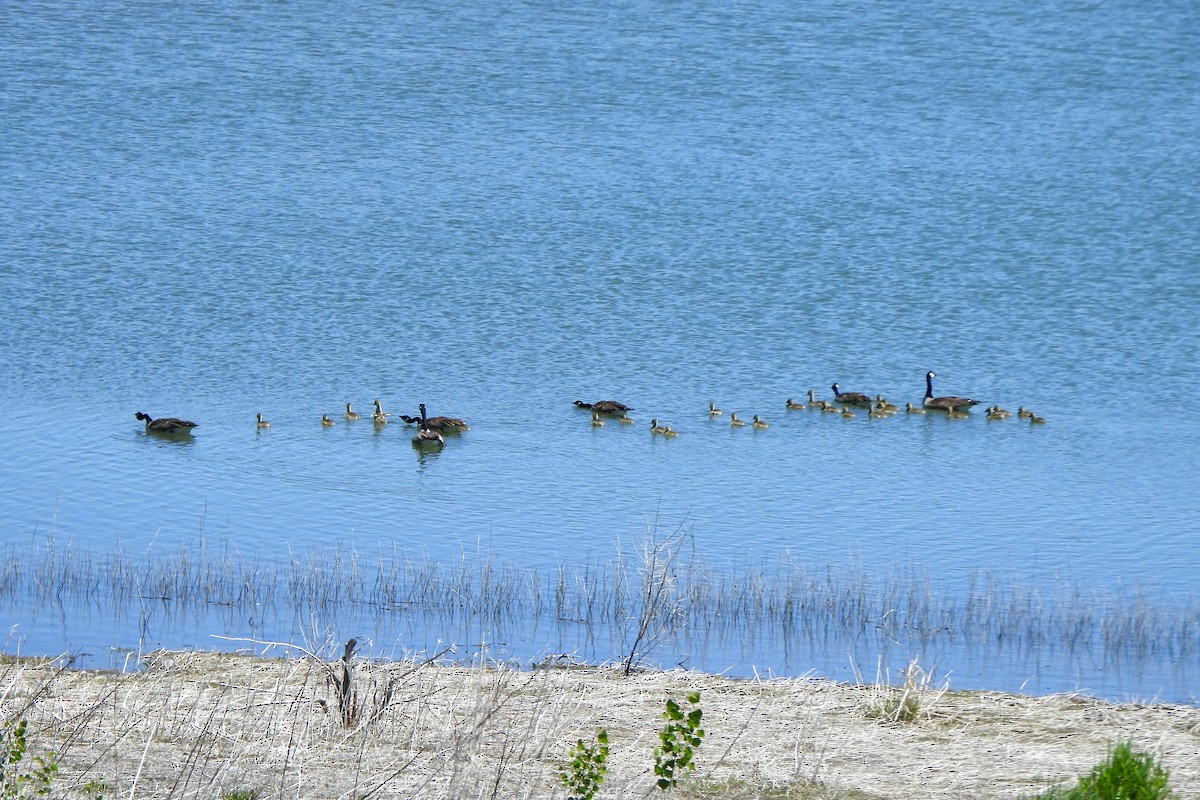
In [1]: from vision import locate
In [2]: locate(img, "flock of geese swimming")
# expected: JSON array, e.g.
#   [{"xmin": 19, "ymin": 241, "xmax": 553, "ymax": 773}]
[
  {"xmin": 135, "ymin": 400, "xmax": 468, "ymax": 449},
  {"xmin": 575, "ymin": 371, "xmax": 1047, "ymax": 433},
  {"xmin": 133, "ymin": 372, "xmax": 1046, "ymax": 450}
]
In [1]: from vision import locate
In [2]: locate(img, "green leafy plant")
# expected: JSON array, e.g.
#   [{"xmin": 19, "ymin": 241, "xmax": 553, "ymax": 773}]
[
  {"xmin": 653, "ymin": 692, "xmax": 705, "ymax": 791},
  {"xmin": 1025, "ymin": 741, "xmax": 1171, "ymax": 799},
  {"xmin": 81, "ymin": 779, "xmax": 109, "ymax": 800},
  {"xmin": 560, "ymin": 729, "xmax": 609, "ymax": 800},
  {"xmin": 0, "ymin": 718, "xmax": 59, "ymax": 798}
]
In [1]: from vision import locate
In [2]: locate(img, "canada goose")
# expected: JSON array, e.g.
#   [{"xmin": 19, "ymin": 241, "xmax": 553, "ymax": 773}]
[
  {"xmin": 840, "ymin": 406, "xmax": 855, "ymax": 418},
  {"xmin": 422, "ymin": 411, "xmax": 469, "ymax": 432},
  {"xmin": 875, "ymin": 395, "xmax": 899, "ymax": 413},
  {"xmin": 905, "ymin": 402, "xmax": 926, "ymax": 414},
  {"xmin": 344, "ymin": 402, "xmax": 360, "ymax": 421},
  {"xmin": 135, "ymin": 412, "xmax": 198, "ymax": 435},
  {"xmin": 991, "ymin": 405, "xmax": 1013, "ymax": 418},
  {"xmin": 786, "ymin": 398, "xmax": 805, "ymax": 410},
  {"xmin": 822, "ymin": 402, "xmax": 840, "ymax": 413},
  {"xmin": 650, "ymin": 418, "xmax": 667, "ymax": 435},
  {"xmin": 1017, "ymin": 407, "xmax": 1033, "ymax": 419},
  {"xmin": 412, "ymin": 404, "xmax": 445, "ymax": 448},
  {"xmin": 946, "ymin": 407, "xmax": 969, "ymax": 419},
  {"xmin": 618, "ymin": 411, "xmax": 635, "ymax": 424},
  {"xmin": 923, "ymin": 372, "xmax": 981, "ymax": 412},
  {"xmin": 662, "ymin": 426, "xmax": 679, "ymax": 437},
  {"xmin": 868, "ymin": 404, "xmax": 887, "ymax": 419},
  {"xmin": 398, "ymin": 414, "xmax": 421, "ymax": 425},
  {"xmin": 831, "ymin": 384, "xmax": 873, "ymax": 408},
  {"xmin": 729, "ymin": 412, "xmax": 746, "ymax": 427},
  {"xmin": 256, "ymin": 412, "xmax": 270, "ymax": 429},
  {"xmin": 321, "ymin": 415, "xmax": 336, "ymax": 427},
  {"xmin": 413, "ymin": 403, "xmax": 469, "ymax": 433},
  {"xmin": 806, "ymin": 389, "xmax": 822, "ymax": 409},
  {"xmin": 574, "ymin": 399, "xmax": 632, "ymax": 416},
  {"xmin": 708, "ymin": 401, "xmax": 723, "ymax": 416},
  {"xmin": 372, "ymin": 400, "xmax": 389, "ymax": 425},
  {"xmin": 1029, "ymin": 413, "xmax": 1047, "ymax": 424},
  {"xmin": 590, "ymin": 411, "xmax": 605, "ymax": 427},
  {"xmin": 752, "ymin": 414, "xmax": 769, "ymax": 429},
  {"xmin": 985, "ymin": 406, "xmax": 1008, "ymax": 420}
]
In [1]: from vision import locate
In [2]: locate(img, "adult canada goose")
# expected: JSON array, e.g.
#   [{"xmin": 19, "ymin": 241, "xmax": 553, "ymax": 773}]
[
  {"xmin": 412, "ymin": 404, "xmax": 445, "ymax": 448},
  {"xmin": 786, "ymin": 398, "xmax": 805, "ymax": 410},
  {"xmin": 923, "ymin": 372, "xmax": 980, "ymax": 412},
  {"xmin": 413, "ymin": 403, "xmax": 468, "ymax": 433},
  {"xmin": 729, "ymin": 412, "xmax": 746, "ymax": 427},
  {"xmin": 321, "ymin": 415, "xmax": 336, "ymax": 427},
  {"xmin": 905, "ymin": 402, "xmax": 926, "ymax": 414},
  {"xmin": 708, "ymin": 401, "xmax": 723, "ymax": 416},
  {"xmin": 650, "ymin": 418, "xmax": 667, "ymax": 435},
  {"xmin": 752, "ymin": 414, "xmax": 769, "ymax": 429},
  {"xmin": 135, "ymin": 412, "xmax": 198, "ymax": 435},
  {"xmin": 573, "ymin": 399, "xmax": 632, "ymax": 416},
  {"xmin": 256, "ymin": 412, "xmax": 270, "ymax": 429},
  {"xmin": 422, "ymin": 411, "xmax": 469, "ymax": 432},
  {"xmin": 618, "ymin": 410, "xmax": 634, "ymax": 424},
  {"xmin": 344, "ymin": 402, "xmax": 360, "ymax": 421},
  {"xmin": 590, "ymin": 411, "xmax": 605, "ymax": 427},
  {"xmin": 831, "ymin": 384, "xmax": 872, "ymax": 408}
]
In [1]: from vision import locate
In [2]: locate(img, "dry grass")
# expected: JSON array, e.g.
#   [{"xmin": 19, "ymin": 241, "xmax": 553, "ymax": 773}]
[{"xmin": 2, "ymin": 649, "xmax": 1198, "ymax": 799}]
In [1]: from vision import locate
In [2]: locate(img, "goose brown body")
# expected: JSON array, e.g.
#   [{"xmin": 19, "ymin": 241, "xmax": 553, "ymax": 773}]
[
  {"xmin": 135, "ymin": 412, "xmax": 198, "ymax": 434},
  {"xmin": 923, "ymin": 371, "xmax": 981, "ymax": 412},
  {"xmin": 423, "ymin": 414, "xmax": 469, "ymax": 432},
  {"xmin": 573, "ymin": 399, "xmax": 632, "ymax": 416},
  {"xmin": 831, "ymin": 384, "xmax": 872, "ymax": 408}
]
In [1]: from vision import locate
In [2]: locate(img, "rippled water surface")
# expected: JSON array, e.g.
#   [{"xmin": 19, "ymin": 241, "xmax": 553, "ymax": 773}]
[{"xmin": 2, "ymin": 0, "xmax": 1198, "ymax": 702}]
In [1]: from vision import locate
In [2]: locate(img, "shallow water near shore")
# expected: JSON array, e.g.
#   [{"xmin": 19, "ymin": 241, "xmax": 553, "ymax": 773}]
[{"xmin": 2, "ymin": 1, "xmax": 1198, "ymax": 702}]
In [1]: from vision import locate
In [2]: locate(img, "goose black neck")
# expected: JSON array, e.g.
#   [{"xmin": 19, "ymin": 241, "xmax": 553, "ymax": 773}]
[
  {"xmin": 419, "ymin": 403, "xmax": 428, "ymax": 429},
  {"xmin": 831, "ymin": 384, "xmax": 839, "ymax": 395},
  {"xmin": 925, "ymin": 372, "xmax": 934, "ymax": 399}
]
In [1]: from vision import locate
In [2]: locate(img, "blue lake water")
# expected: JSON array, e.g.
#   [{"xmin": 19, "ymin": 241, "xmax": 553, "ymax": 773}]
[{"xmin": 2, "ymin": 1, "xmax": 1198, "ymax": 703}]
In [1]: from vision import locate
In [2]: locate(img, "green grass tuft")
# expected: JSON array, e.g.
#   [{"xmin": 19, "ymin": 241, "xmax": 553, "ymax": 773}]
[{"xmin": 1026, "ymin": 741, "xmax": 1171, "ymax": 800}]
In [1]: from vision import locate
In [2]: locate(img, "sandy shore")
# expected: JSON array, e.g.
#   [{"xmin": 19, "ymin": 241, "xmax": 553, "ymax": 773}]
[{"xmin": 2, "ymin": 649, "xmax": 1197, "ymax": 799}]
